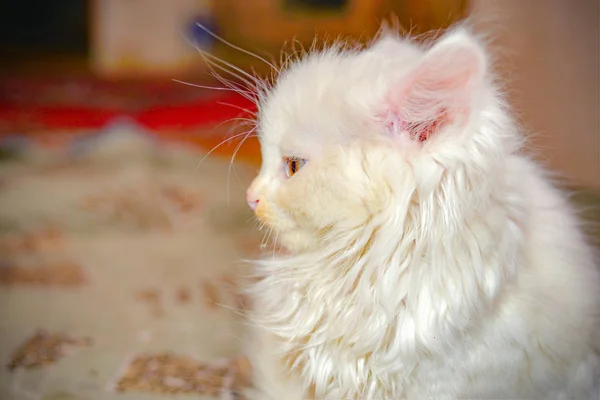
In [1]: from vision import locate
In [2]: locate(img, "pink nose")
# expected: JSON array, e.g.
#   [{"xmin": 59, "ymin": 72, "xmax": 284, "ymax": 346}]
[{"xmin": 247, "ymin": 192, "xmax": 259, "ymax": 211}]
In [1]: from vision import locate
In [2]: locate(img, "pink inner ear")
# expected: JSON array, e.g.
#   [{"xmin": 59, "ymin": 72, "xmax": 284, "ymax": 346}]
[
  {"xmin": 386, "ymin": 43, "xmax": 483, "ymax": 144},
  {"xmin": 387, "ymin": 108, "xmax": 450, "ymax": 143},
  {"xmin": 419, "ymin": 66, "xmax": 475, "ymax": 93},
  {"xmin": 414, "ymin": 108, "xmax": 449, "ymax": 142}
]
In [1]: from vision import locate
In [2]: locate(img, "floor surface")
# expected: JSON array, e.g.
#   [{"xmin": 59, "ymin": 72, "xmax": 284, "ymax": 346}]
[{"xmin": 0, "ymin": 125, "xmax": 259, "ymax": 399}]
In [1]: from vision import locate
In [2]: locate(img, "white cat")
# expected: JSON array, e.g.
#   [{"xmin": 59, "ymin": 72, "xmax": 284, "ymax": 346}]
[{"xmin": 242, "ymin": 25, "xmax": 600, "ymax": 399}]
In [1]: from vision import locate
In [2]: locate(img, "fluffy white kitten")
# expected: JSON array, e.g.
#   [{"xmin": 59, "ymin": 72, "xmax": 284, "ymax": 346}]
[{"xmin": 243, "ymin": 25, "xmax": 600, "ymax": 399}]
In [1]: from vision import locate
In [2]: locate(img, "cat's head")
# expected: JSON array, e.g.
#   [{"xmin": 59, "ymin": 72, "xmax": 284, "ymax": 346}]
[{"xmin": 247, "ymin": 27, "xmax": 510, "ymax": 253}]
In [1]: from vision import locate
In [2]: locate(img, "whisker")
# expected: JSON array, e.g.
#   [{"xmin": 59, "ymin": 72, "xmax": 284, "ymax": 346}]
[
  {"xmin": 181, "ymin": 30, "xmax": 259, "ymax": 104},
  {"xmin": 190, "ymin": 39, "xmax": 272, "ymax": 114},
  {"xmin": 206, "ymin": 72, "xmax": 256, "ymax": 99},
  {"xmin": 264, "ymin": 229, "xmax": 272, "ymax": 249},
  {"xmin": 272, "ymin": 230, "xmax": 279, "ymax": 259},
  {"xmin": 216, "ymin": 116, "xmax": 256, "ymax": 128},
  {"xmin": 186, "ymin": 117, "xmax": 255, "ymax": 181},
  {"xmin": 183, "ymin": 129, "xmax": 255, "ymax": 218},
  {"xmin": 190, "ymin": 42, "xmax": 257, "ymax": 88},
  {"xmin": 200, "ymin": 52, "xmax": 258, "ymax": 94},
  {"xmin": 201, "ymin": 50, "xmax": 260, "ymax": 86},
  {"xmin": 216, "ymin": 101, "xmax": 257, "ymax": 118},
  {"xmin": 192, "ymin": 130, "xmax": 254, "ymax": 176},
  {"xmin": 218, "ymin": 113, "xmax": 257, "ymax": 147},
  {"xmin": 217, "ymin": 81, "xmax": 257, "ymax": 106},
  {"xmin": 202, "ymin": 50, "xmax": 272, "ymax": 107},
  {"xmin": 227, "ymin": 128, "xmax": 258, "ymax": 205},
  {"xmin": 195, "ymin": 22, "xmax": 280, "ymax": 72},
  {"xmin": 199, "ymin": 57, "xmax": 256, "ymax": 99},
  {"xmin": 259, "ymin": 228, "xmax": 269, "ymax": 250},
  {"xmin": 192, "ymin": 115, "xmax": 253, "ymax": 148},
  {"xmin": 171, "ymin": 79, "xmax": 241, "ymax": 92}
]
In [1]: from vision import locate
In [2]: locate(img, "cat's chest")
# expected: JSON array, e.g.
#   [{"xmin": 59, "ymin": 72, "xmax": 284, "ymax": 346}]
[
  {"xmin": 252, "ymin": 326, "xmax": 467, "ymax": 399},
  {"xmin": 251, "ymin": 278, "xmax": 394, "ymax": 395},
  {"xmin": 249, "ymin": 273, "xmax": 531, "ymax": 398}
]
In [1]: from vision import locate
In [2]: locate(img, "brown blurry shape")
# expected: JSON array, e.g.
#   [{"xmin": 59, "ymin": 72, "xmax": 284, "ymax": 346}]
[
  {"xmin": 114, "ymin": 353, "xmax": 251, "ymax": 397},
  {"xmin": 0, "ymin": 262, "xmax": 88, "ymax": 287},
  {"xmin": 176, "ymin": 285, "xmax": 191, "ymax": 304},
  {"xmin": 201, "ymin": 280, "xmax": 221, "ymax": 311},
  {"xmin": 232, "ymin": 355, "xmax": 253, "ymax": 389},
  {"xmin": 160, "ymin": 186, "xmax": 203, "ymax": 214},
  {"xmin": 237, "ymin": 236, "xmax": 263, "ymax": 257},
  {"xmin": 7, "ymin": 330, "xmax": 92, "ymax": 371},
  {"xmin": 0, "ymin": 228, "xmax": 64, "ymax": 255},
  {"xmin": 220, "ymin": 273, "xmax": 252, "ymax": 313},
  {"xmin": 135, "ymin": 288, "xmax": 164, "ymax": 317},
  {"xmin": 81, "ymin": 184, "xmax": 203, "ymax": 230}
]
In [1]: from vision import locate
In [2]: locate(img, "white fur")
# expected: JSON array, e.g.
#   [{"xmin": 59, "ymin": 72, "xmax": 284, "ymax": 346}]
[{"xmin": 244, "ymin": 25, "xmax": 600, "ymax": 399}]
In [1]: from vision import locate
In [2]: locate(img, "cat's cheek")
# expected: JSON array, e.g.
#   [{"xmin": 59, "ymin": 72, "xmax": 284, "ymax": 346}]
[{"xmin": 273, "ymin": 190, "xmax": 313, "ymax": 228}]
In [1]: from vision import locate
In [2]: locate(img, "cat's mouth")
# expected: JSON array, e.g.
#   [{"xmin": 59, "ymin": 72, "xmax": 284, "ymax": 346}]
[
  {"xmin": 253, "ymin": 204, "xmax": 318, "ymax": 252},
  {"xmin": 254, "ymin": 200, "xmax": 296, "ymax": 233}
]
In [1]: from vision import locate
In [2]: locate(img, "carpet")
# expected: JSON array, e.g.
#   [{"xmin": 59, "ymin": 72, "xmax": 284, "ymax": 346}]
[
  {"xmin": 0, "ymin": 76, "xmax": 257, "ymax": 131},
  {"xmin": 0, "ymin": 123, "xmax": 262, "ymax": 399},
  {"xmin": 0, "ymin": 75, "xmax": 262, "ymax": 166}
]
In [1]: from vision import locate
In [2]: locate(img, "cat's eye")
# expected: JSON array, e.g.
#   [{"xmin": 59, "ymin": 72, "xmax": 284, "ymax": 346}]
[{"xmin": 284, "ymin": 157, "xmax": 306, "ymax": 178}]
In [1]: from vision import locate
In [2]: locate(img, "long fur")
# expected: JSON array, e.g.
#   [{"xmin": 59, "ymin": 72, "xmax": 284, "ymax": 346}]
[{"xmin": 243, "ymin": 24, "xmax": 600, "ymax": 399}]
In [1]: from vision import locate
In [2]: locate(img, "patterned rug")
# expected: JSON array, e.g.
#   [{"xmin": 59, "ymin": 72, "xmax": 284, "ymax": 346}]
[{"xmin": 0, "ymin": 123, "xmax": 262, "ymax": 399}]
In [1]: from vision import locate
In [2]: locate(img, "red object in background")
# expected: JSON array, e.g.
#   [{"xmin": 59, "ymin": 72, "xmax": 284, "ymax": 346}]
[{"xmin": 0, "ymin": 77, "xmax": 257, "ymax": 133}]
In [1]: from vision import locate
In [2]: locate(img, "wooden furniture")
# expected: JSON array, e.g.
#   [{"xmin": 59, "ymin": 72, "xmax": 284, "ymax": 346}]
[
  {"xmin": 90, "ymin": 0, "xmax": 212, "ymax": 79},
  {"xmin": 212, "ymin": 0, "xmax": 386, "ymax": 76},
  {"xmin": 214, "ymin": 0, "xmax": 385, "ymax": 49},
  {"xmin": 211, "ymin": 0, "xmax": 468, "ymax": 76},
  {"xmin": 88, "ymin": 0, "xmax": 468, "ymax": 79}
]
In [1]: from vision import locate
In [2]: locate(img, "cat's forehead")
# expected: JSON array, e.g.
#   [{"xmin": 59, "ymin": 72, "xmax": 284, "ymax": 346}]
[{"xmin": 258, "ymin": 37, "xmax": 423, "ymax": 157}]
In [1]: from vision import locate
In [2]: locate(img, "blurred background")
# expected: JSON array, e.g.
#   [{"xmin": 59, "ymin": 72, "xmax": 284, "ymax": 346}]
[
  {"xmin": 0, "ymin": 0, "xmax": 597, "ymax": 186},
  {"xmin": 0, "ymin": 1, "xmax": 597, "ymax": 399}
]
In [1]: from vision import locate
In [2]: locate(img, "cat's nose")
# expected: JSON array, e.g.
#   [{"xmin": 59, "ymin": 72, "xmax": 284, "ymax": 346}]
[
  {"xmin": 248, "ymin": 198, "xmax": 259, "ymax": 211},
  {"xmin": 246, "ymin": 191, "xmax": 259, "ymax": 211}
]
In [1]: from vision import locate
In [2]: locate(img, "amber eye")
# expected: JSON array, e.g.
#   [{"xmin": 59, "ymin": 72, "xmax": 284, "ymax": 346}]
[{"xmin": 284, "ymin": 157, "xmax": 306, "ymax": 178}]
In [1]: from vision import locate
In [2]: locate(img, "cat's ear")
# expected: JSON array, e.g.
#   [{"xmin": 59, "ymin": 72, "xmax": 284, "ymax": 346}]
[{"xmin": 385, "ymin": 28, "xmax": 487, "ymax": 143}]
